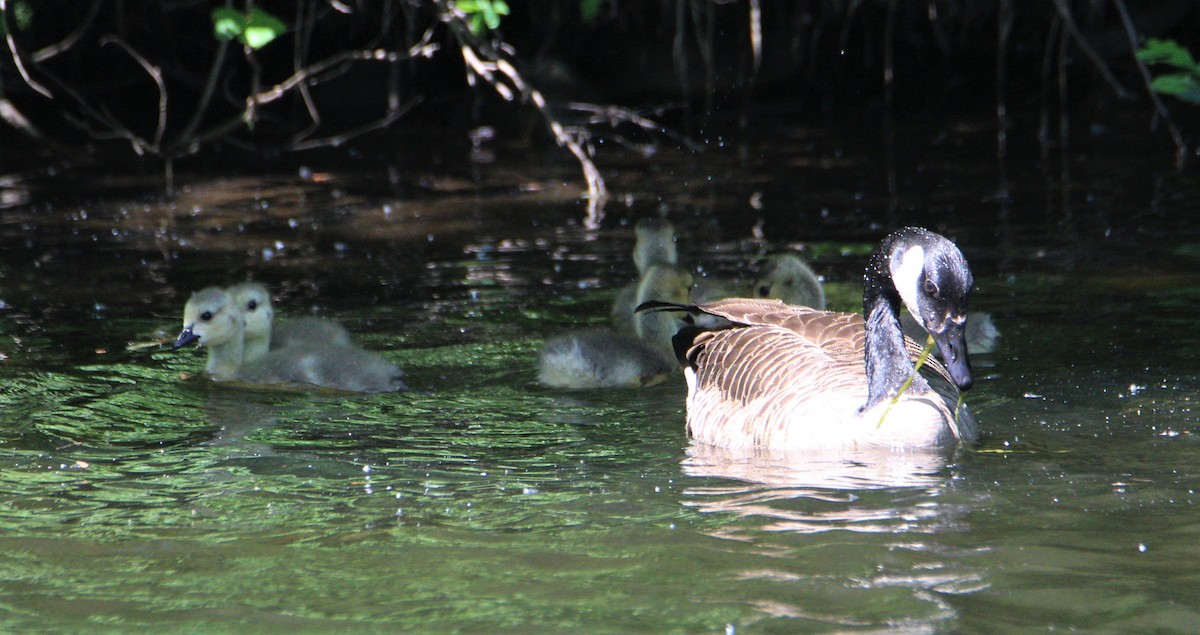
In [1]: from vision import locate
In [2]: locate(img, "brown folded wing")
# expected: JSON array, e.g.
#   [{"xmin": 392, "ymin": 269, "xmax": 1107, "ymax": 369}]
[{"xmin": 686, "ymin": 298, "xmax": 955, "ymax": 388}]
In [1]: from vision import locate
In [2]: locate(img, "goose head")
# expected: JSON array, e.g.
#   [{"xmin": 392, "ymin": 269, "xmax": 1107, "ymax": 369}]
[
  {"xmin": 632, "ymin": 218, "xmax": 678, "ymax": 275},
  {"xmin": 881, "ymin": 227, "xmax": 974, "ymax": 390}
]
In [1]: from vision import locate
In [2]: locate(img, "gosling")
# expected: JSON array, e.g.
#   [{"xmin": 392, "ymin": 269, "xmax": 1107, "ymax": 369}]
[{"xmin": 174, "ymin": 287, "xmax": 406, "ymax": 393}]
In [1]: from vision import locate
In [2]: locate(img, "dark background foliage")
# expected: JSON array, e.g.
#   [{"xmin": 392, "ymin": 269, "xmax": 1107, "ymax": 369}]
[{"xmin": 1, "ymin": 1, "xmax": 1197, "ymax": 175}]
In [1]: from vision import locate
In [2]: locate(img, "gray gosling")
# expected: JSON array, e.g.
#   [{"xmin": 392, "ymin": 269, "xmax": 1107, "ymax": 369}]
[
  {"xmin": 542, "ymin": 264, "xmax": 692, "ymax": 389},
  {"xmin": 612, "ymin": 218, "xmax": 679, "ymax": 328},
  {"xmin": 174, "ymin": 287, "xmax": 406, "ymax": 393},
  {"xmin": 752, "ymin": 254, "xmax": 827, "ymax": 309},
  {"xmin": 227, "ymin": 282, "xmax": 351, "ymax": 361}
]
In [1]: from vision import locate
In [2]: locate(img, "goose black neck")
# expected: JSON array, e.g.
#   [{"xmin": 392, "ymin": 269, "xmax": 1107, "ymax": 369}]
[{"xmin": 862, "ymin": 248, "xmax": 928, "ymax": 408}]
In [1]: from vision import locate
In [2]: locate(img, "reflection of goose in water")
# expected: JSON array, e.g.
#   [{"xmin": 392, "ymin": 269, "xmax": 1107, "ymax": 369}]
[
  {"xmin": 640, "ymin": 228, "xmax": 978, "ymax": 450},
  {"xmin": 540, "ymin": 264, "xmax": 692, "ymax": 388},
  {"xmin": 680, "ymin": 443, "xmax": 963, "ymax": 537},
  {"xmin": 198, "ymin": 389, "xmax": 280, "ymax": 455},
  {"xmin": 682, "ymin": 443, "xmax": 951, "ymax": 492}
]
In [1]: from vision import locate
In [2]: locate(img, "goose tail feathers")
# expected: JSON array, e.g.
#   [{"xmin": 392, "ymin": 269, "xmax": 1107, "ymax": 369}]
[{"xmin": 634, "ymin": 300, "xmax": 693, "ymax": 314}]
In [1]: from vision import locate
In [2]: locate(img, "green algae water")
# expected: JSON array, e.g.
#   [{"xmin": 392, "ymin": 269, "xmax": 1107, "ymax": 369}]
[{"xmin": 2, "ymin": 124, "xmax": 1200, "ymax": 632}]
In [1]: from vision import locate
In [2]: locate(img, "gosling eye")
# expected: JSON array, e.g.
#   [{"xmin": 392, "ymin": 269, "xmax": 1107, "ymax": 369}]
[
  {"xmin": 200, "ymin": 311, "xmax": 214, "ymax": 322},
  {"xmin": 757, "ymin": 284, "xmax": 771, "ymax": 296},
  {"xmin": 246, "ymin": 299, "xmax": 258, "ymax": 311},
  {"xmin": 922, "ymin": 279, "xmax": 939, "ymax": 297}
]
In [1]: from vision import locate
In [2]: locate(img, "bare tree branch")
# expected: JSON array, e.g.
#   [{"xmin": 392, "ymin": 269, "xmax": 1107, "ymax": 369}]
[
  {"xmin": 1, "ymin": 0, "xmax": 52, "ymax": 98},
  {"xmin": 31, "ymin": 0, "xmax": 103, "ymax": 62},
  {"xmin": 287, "ymin": 96, "xmax": 421, "ymax": 151},
  {"xmin": 179, "ymin": 39, "xmax": 232, "ymax": 142},
  {"xmin": 1111, "ymin": 0, "xmax": 1186, "ymax": 169},
  {"xmin": 100, "ymin": 35, "xmax": 168, "ymax": 151},
  {"xmin": 1050, "ymin": 0, "xmax": 1134, "ymax": 100},
  {"xmin": 434, "ymin": 0, "xmax": 608, "ymax": 227}
]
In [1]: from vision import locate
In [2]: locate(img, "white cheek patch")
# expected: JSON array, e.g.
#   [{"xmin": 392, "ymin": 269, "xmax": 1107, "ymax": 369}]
[{"xmin": 891, "ymin": 245, "xmax": 925, "ymax": 324}]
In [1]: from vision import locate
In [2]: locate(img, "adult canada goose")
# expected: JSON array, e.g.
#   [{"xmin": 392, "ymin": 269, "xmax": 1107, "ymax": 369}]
[
  {"xmin": 541, "ymin": 264, "xmax": 692, "ymax": 388},
  {"xmin": 226, "ymin": 282, "xmax": 351, "ymax": 361},
  {"xmin": 638, "ymin": 227, "xmax": 977, "ymax": 450},
  {"xmin": 612, "ymin": 218, "xmax": 679, "ymax": 327},
  {"xmin": 753, "ymin": 253, "xmax": 1000, "ymax": 354},
  {"xmin": 174, "ymin": 287, "xmax": 406, "ymax": 393}
]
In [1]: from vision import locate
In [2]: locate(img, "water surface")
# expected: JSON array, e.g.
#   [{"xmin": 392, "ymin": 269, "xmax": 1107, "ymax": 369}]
[{"xmin": 1, "ymin": 119, "xmax": 1199, "ymax": 632}]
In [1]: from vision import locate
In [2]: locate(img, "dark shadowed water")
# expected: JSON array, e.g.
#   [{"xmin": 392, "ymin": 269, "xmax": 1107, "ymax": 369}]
[{"xmin": 1, "ymin": 116, "xmax": 1199, "ymax": 633}]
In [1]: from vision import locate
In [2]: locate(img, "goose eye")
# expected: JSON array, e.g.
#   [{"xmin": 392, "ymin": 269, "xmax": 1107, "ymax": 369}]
[
  {"xmin": 246, "ymin": 300, "xmax": 258, "ymax": 311},
  {"xmin": 757, "ymin": 284, "xmax": 771, "ymax": 296},
  {"xmin": 922, "ymin": 279, "xmax": 939, "ymax": 297},
  {"xmin": 200, "ymin": 311, "xmax": 213, "ymax": 321}
]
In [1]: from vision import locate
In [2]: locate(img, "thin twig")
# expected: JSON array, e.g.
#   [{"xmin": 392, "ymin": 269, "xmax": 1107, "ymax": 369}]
[
  {"xmin": 293, "ymin": 0, "xmax": 324, "ymax": 141},
  {"xmin": 251, "ymin": 46, "xmax": 434, "ymax": 107},
  {"xmin": 435, "ymin": 0, "xmax": 608, "ymax": 226},
  {"xmin": 31, "ymin": 0, "xmax": 102, "ymax": 62},
  {"xmin": 567, "ymin": 102, "xmax": 702, "ymax": 152},
  {"xmin": 1050, "ymin": 0, "xmax": 1134, "ymax": 100},
  {"xmin": 1, "ymin": 0, "xmax": 52, "ymax": 98},
  {"xmin": 172, "ymin": 40, "xmax": 437, "ymax": 157},
  {"xmin": 747, "ymin": 0, "xmax": 761, "ymax": 75},
  {"xmin": 673, "ymin": 0, "xmax": 690, "ymax": 122},
  {"xmin": 287, "ymin": 96, "xmax": 421, "ymax": 151},
  {"xmin": 179, "ymin": 39, "xmax": 231, "ymax": 141},
  {"xmin": 100, "ymin": 35, "xmax": 168, "ymax": 150},
  {"xmin": 1038, "ymin": 15, "xmax": 1062, "ymax": 159},
  {"xmin": 996, "ymin": 0, "xmax": 1013, "ymax": 162},
  {"xmin": 690, "ymin": 0, "xmax": 716, "ymax": 115},
  {"xmin": 0, "ymin": 98, "xmax": 46, "ymax": 141},
  {"xmin": 1111, "ymin": 0, "xmax": 1186, "ymax": 168}
]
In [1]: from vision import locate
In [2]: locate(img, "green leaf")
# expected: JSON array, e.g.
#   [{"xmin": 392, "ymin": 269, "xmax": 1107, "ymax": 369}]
[
  {"xmin": 455, "ymin": 0, "xmax": 506, "ymax": 34},
  {"xmin": 1150, "ymin": 73, "xmax": 1200, "ymax": 104},
  {"xmin": 211, "ymin": 7, "xmax": 246, "ymax": 42},
  {"xmin": 12, "ymin": 0, "xmax": 33, "ymax": 30},
  {"xmin": 242, "ymin": 9, "xmax": 286, "ymax": 49},
  {"xmin": 580, "ymin": 0, "xmax": 603, "ymax": 22},
  {"xmin": 480, "ymin": 3, "xmax": 497, "ymax": 28},
  {"xmin": 211, "ymin": 7, "xmax": 284, "ymax": 49},
  {"xmin": 1136, "ymin": 38, "xmax": 1200, "ymax": 74}
]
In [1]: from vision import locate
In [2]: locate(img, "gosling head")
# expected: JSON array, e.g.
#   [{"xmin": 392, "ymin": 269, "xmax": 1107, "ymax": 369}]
[
  {"xmin": 886, "ymin": 227, "xmax": 974, "ymax": 390},
  {"xmin": 632, "ymin": 218, "xmax": 678, "ymax": 275},
  {"xmin": 174, "ymin": 287, "xmax": 243, "ymax": 351},
  {"xmin": 227, "ymin": 282, "xmax": 275, "ymax": 343},
  {"xmin": 633, "ymin": 264, "xmax": 693, "ymax": 349},
  {"xmin": 753, "ymin": 254, "xmax": 825, "ymax": 308}
]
